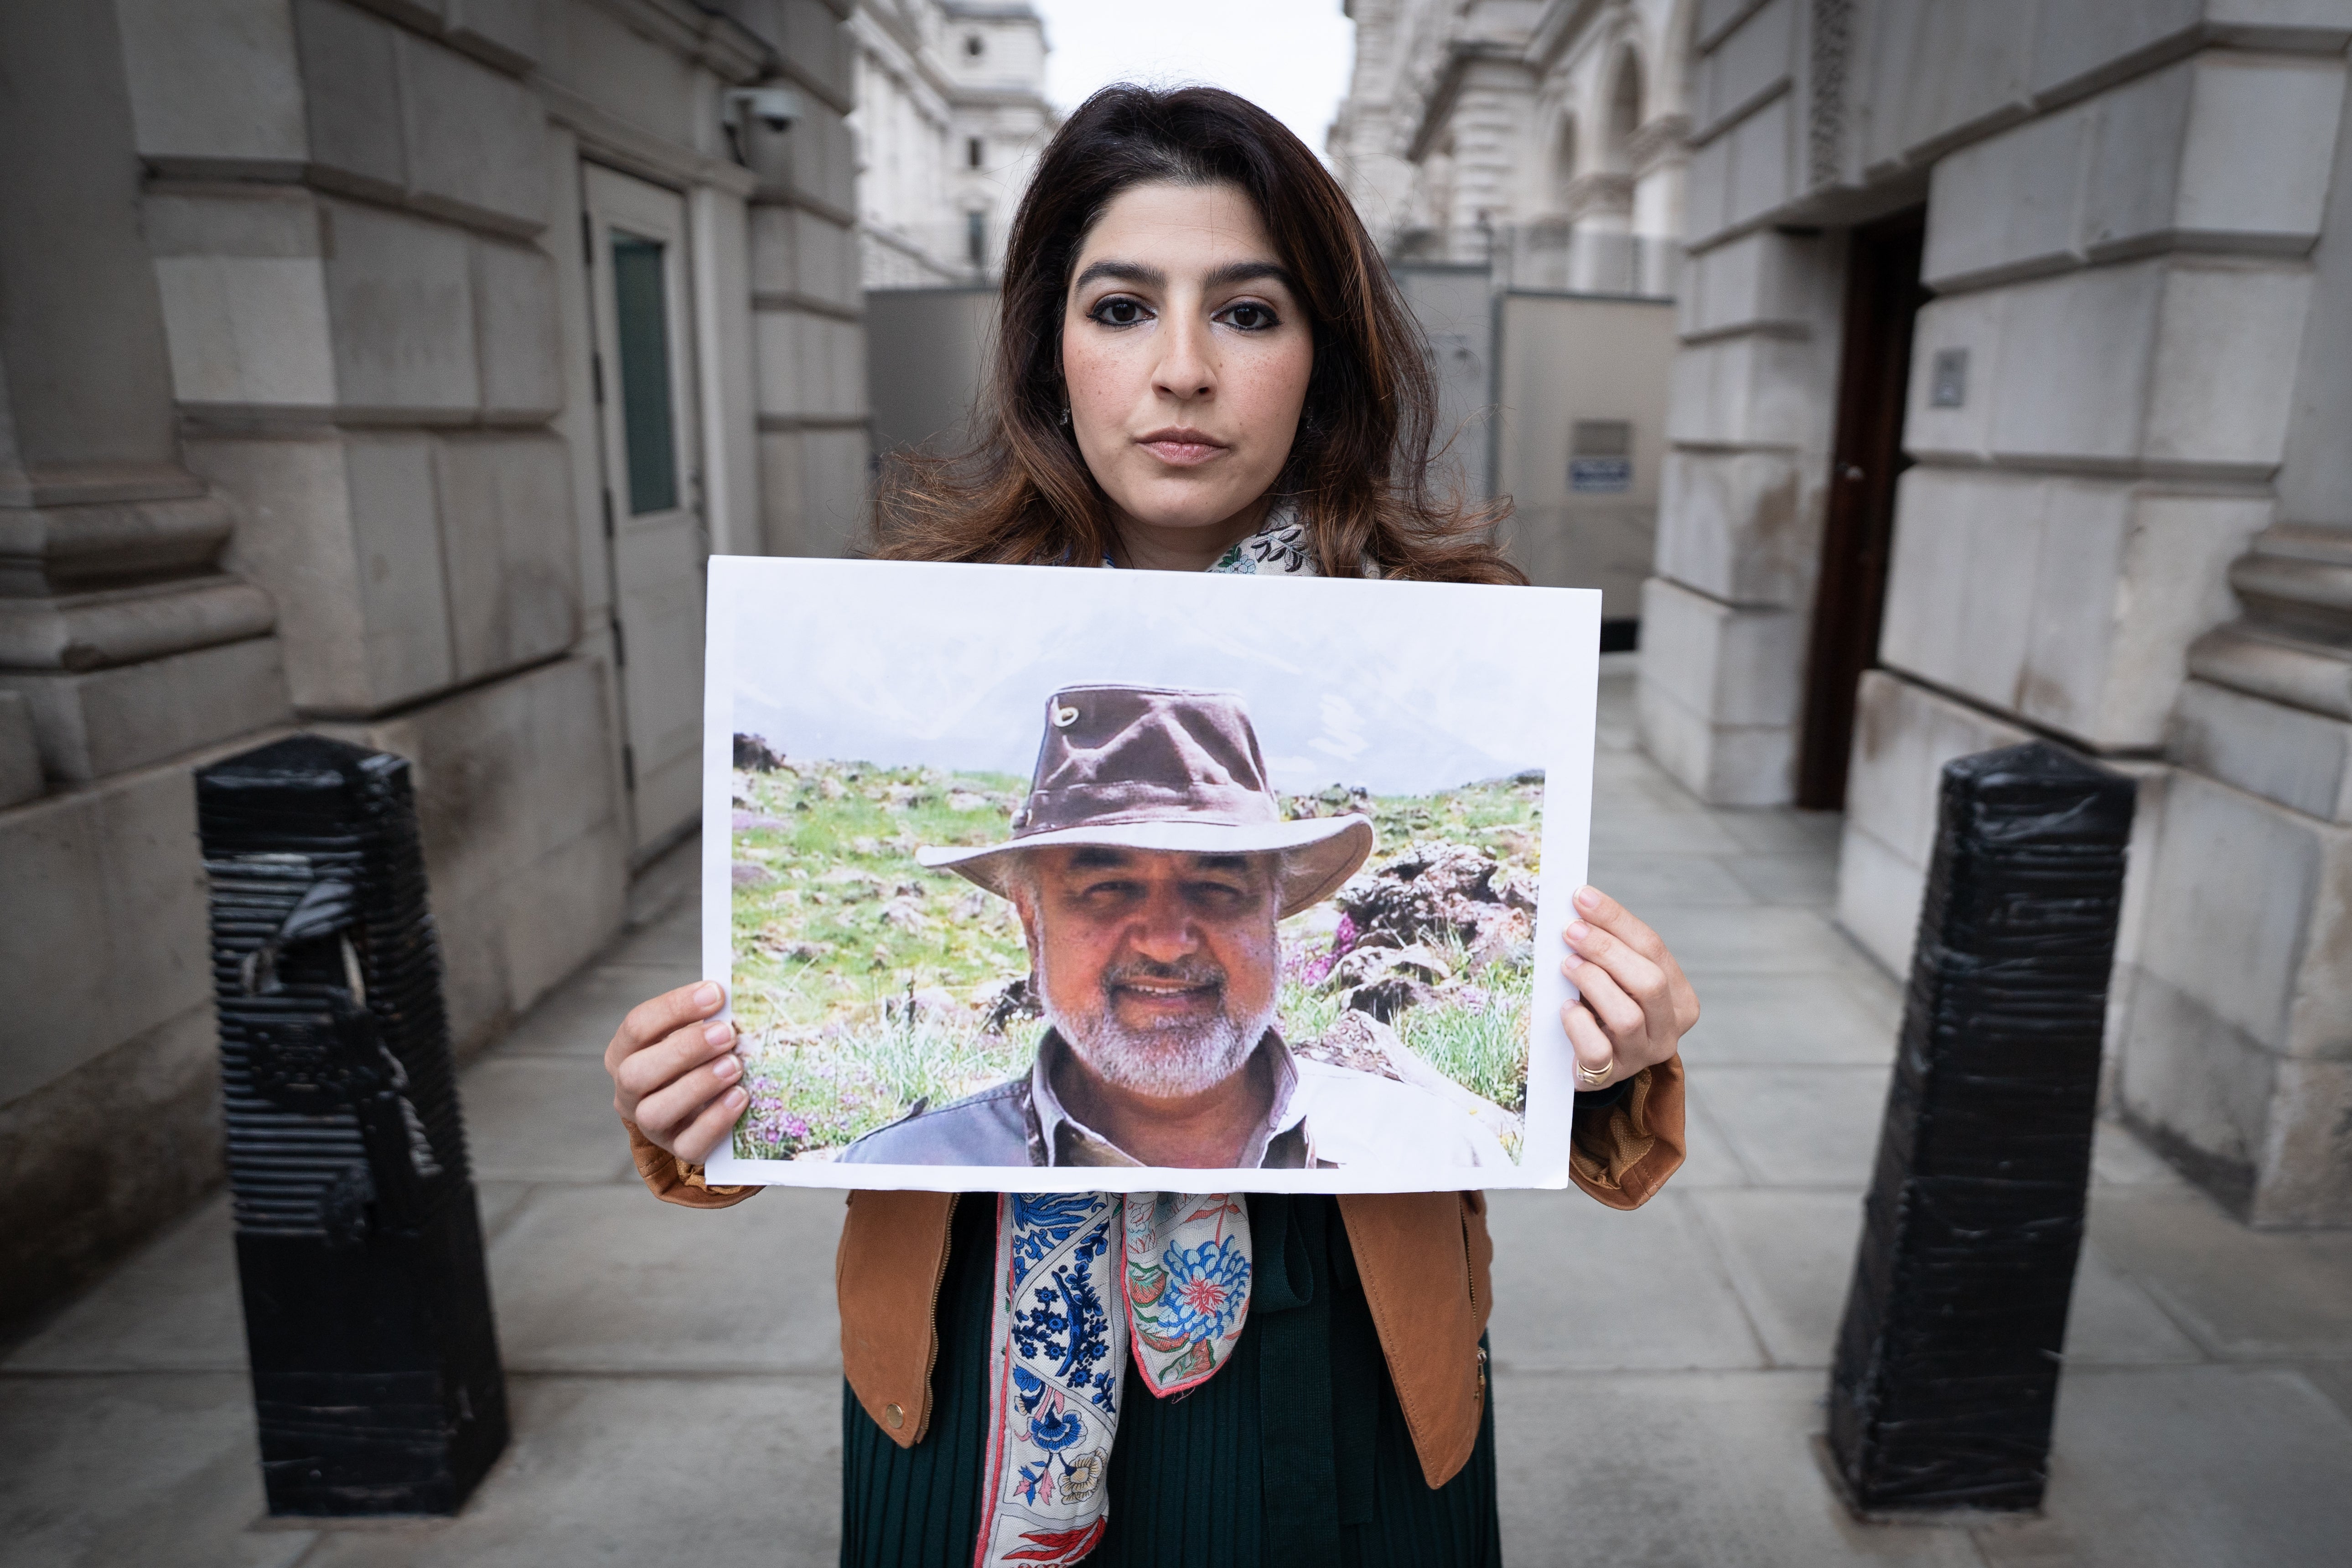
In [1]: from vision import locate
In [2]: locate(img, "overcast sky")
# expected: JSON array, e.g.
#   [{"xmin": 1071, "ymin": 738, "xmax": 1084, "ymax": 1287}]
[
  {"xmin": 717, "ymin": 559, "xmax": 1597, "ymax": 797},
  {"xmin": 1029, "ymin": 0, "xmax": 1357, "ymax": 164}
]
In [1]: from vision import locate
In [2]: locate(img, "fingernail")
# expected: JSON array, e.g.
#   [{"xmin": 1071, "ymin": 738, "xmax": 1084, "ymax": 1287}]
[
  {"xmin": 1567, "ymin": 920, "xmax": 1590, "ymax": 942},
  {"xmin": 694, "ymin": 982, "xmax": 722, "ymax": 1011},
  {"xmin": 1575, "ymin": 885, "xmax": 1600, "ymax": 911},
  {"xmin": 724, "ymin": 1087, "xmax": 747, "ymax": 1110},
  {"xmin": 1562, "ymin": 954, "xmax": 1582, "ymax": 973},
  {"xmin": 703, "ymin": 1021, "xmax": 732, "ymax": 1047},
  {"xmin": 713, "ymin": 1054, "xmax": 740, "ymax": 1082}
]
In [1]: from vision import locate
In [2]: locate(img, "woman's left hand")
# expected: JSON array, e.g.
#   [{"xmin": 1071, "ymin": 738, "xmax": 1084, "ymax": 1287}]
[{"xmin": 1560, "ymin": 884, "xmax": 1699, "ymax": 1089}]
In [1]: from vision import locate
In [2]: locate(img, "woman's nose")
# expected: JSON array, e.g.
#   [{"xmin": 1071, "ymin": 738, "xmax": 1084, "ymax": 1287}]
[{"xmin": 1151, "ymin": 310, "xmax": 1214, "ymax": 400}]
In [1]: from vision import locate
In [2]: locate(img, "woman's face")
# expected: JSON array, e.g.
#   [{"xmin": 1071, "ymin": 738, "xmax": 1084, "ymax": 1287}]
[{"xmin": 1060, "ymin": 180, "xmax": 1314, "ymax": 549}]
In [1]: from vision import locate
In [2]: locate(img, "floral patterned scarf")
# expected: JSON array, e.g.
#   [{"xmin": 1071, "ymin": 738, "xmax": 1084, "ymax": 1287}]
[{"xmin": 973, "ymin": 509, "xmax": 1322, "ymax": 1566}]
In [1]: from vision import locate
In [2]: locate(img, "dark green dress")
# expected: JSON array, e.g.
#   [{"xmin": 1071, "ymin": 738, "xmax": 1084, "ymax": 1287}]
[{"xmin": 840, "ymin": 1192, "xmax": 1501, "ymax": 1567}]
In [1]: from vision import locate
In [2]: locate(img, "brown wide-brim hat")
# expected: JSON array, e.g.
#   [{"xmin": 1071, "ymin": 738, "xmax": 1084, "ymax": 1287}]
[{"xmin": 917, "ymin": 683, "xmax": 1373, "ymax": 919}]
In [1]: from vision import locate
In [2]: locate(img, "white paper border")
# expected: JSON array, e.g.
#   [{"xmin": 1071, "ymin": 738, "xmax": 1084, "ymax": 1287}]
[{"xmin": 699, "ymin": 557, "xmax": 1599, "ymax": 1193}]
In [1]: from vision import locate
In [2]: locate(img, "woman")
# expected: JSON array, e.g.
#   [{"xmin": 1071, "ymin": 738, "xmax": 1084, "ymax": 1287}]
[{"xmin": 605, "ymin": 86, "xmax": 1699, "ymax": 1566}]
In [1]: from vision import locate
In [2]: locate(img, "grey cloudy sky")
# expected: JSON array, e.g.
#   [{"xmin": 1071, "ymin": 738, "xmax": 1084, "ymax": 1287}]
[
  {"xmin": 1029, "ymin": 0, "xmax": 1356, "ymax": 163},
  {"xmin": 719, "ymin": 559, "xmax": 1597, "ymax": 798}
]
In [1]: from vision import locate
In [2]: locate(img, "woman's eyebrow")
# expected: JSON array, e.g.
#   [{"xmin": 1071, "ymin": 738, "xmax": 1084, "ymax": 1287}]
[
  {"xmin": 1202, "ymin": 260, "xmax": 1293, "ymax": 292},
  {"xmin": 1072, "ymin": 259, "xmax": 1163, "ymax": 290},
  {"xmin": 1070, "ymin": 259, "xmax": 1294, "ymax": 293}
]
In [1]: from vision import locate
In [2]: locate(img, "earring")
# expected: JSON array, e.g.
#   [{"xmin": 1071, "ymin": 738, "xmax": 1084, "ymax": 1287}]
[{"xmin": 1057, "ymin": 405, "xmax": 1071, "ymax": 427}]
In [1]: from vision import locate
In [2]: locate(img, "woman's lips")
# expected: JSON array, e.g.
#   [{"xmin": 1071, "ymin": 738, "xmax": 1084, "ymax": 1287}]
[{"xmin": 1137, "ymin": 431, "xmax": 1228, "ymax": 467}]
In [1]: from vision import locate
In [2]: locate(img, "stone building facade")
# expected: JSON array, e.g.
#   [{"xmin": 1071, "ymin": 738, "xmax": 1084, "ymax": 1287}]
[
  {"xmin": 848, "ymin": 0, "xmax": 1054, "ymax": 286},
  {"xmin": 0, "ymin": 0, "xmax": 870, "ymax": 1335},
  {"xmin": 1342, "ymin": 0, "xmax": 2352, "ymax": 1228},
  {"xmin": 1329, "ymin": 0, "xmax": 1691, "ymax": 294},
  {"xmin": 1654, "ymin": 0, "xmax": 2351, "ymax": 1230}
]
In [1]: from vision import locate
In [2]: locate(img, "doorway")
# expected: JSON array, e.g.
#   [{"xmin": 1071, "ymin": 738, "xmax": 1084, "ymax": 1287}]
[
  {"xmin": 583, "ymin": 163, "xmax": 706, "ymax": 855},
  {"xmin": 1796, "ymin": 207, "xmax": 1927, "ymax": 810}
]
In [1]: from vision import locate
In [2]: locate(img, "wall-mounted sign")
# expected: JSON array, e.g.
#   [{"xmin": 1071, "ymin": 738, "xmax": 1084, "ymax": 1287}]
[
  {"xmin": 1569, "ymin": 419, "xmax": 1632, "ymax": 493},
  {"xmin": 1931, "ymin": 348, "xmax": 1969, "ymax": 408},
  {"xmin": 1570, "ymin": 457, "xmax": 1632, "ymax": 492}
]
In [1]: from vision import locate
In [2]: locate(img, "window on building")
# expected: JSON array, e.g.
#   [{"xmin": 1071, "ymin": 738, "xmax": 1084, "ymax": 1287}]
[
  {"xmin": 964, "ymin": 33, "xmax": 984, "ymax": 57},
  {"xmin": 610, "ymin": 234, "xmax": 678, "ymax": 515},
  {"xmin": 966, "ymin": 210, "xmax": 987, "ymax": 268},
  {"xmin": 967, "ymin": 136, "xmax": 984, "ymax": 169}
]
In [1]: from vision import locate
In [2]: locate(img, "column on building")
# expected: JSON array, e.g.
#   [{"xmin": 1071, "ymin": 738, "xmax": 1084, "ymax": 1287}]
[
  {"xmin": 2137, "ymin": 53, "xmax": 2352, "ymax": 1227},
  {"xmin": 744, "ymin": 0, "xmax": 872, "ymax": 557},
  {"xmin": 0, "ymin": 0, "xmax": 295, "ymax": 1334},
  {"xmin": 1637, "ymin": 0, "xmax": 1844, "ymax": 806}
]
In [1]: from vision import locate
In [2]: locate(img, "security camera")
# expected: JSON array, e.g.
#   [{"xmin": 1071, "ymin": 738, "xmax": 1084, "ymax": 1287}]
[{"xmin": 725, "ymin": 87, "xmax": 801, "ymax": 135}]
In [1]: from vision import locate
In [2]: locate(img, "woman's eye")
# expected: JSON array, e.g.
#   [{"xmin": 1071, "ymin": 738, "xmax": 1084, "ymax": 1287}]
[
  {"xmin": 1091, "ymin": 297, "xmax": 1146, "ymax": 326},
  {"xmin": 1223, "ymin": 304, "xmax": 1278, "ymax": 331}
]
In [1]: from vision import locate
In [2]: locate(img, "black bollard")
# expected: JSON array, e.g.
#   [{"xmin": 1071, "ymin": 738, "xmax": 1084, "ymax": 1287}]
[
  {"xmin": 1827, "ymin": 741, "xmax": 2134, "ymax": 1514},
  {"xmin": 197, "ymin": 735, "xmax": 508, "ymax": 1516}
]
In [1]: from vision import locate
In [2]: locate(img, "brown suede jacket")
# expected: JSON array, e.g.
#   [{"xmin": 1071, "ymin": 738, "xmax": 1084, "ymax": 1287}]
[{"xmin": 626, "ymin": 1053, "xmax": 1684, "ymax": 1491}]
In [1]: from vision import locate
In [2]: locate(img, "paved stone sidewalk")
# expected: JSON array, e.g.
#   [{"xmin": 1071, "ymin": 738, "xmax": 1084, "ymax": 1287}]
[{"xmin": 7, "ymin": 663, "xmax": 2352, "ymax": 1566}]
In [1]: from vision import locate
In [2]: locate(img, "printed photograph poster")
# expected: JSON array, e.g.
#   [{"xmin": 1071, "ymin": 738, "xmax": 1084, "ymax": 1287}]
[{"xmin": 699, "ymin": 556, "xmax": 1601, "ymax": 1194}]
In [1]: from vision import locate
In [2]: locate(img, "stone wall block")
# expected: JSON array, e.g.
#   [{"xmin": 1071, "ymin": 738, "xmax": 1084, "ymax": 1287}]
[
  {"xmin": 1881, "ymin": 471, "xmax": 2264, "ymax": 748},
  {"xmin": 0, "ymin": 694, "xmax": 40, "ymax": 807},
  {"xmin": 1869, "ymin": 0, "xmax": 2036, "ymax": 171},
  {"xmin": 1723, "ymin": 93, "xmax": 1793, "ymax": 233},
  {"xmin": 1697, "ymin": 0, "xmax": 1793, "ymax": 134},
  {"xmin": 1981, "ymin": 263, "xmax": 2164, "ymax": 466},
  {"xmin": 0, "ymin": 637, "xmax": 291, "ymax": 785},
  {"xmin": 2172, "ymin": 678, "xmax": 2352, "ymax": 823},
  {"xmin": 2145, "ymin": 263, "xmax": 2313, "ymax": 472},
  {"xmin": 444, "ymin": 0, "xmax": 542, "ymax": 72},
  {"xmin": 145, "ymin": 189, "xmax": 337, "ymax": 414},
  {"xmin": 396, "ymin": 30, "xmax": 549, "ymax": 233},
  {"xmin": 432, "ymin": 431, "xmax": 578, "ymax": 682},
  {"xmin": 150, "ymin": 239, "xmax": 337, "ymax": 411},
  {"xmin": 345, "ymin": 433, "xmax": 458, "ymax": 704},
  {"xmin": 321, "ymin": 199, "xmax": 478, "ymax": 418},
  {"xmin": 1901, "ymin": 288, "xmax": 2002, "ymax": 461},
  {"xmin": 2134, "ymin": 769, "xmax": 2342, "ymax": 1059},
  {"xmin": 1679, "ymin": 228, "xmax": 1837, "ymax": 341},
  {"xmin": 1656, "ymin": 449, "xmax": 1815, "ymax": 606},
  {"xmin": 1635, "ymin": 577, "xmax": 1804, "ymax": 805},
  {"xmin": 1876, "ymin": 466, "xmax": 2050, "ymax": 718},
  {"xmin": 114, "ymin": 0, "xmax": 306, "ymax": 167},
  {"xmin": 2253, "ymin": 1058, "xmax": 2352, "ymax": 1226},
  {"xmin": 1664, "ymin": 335, "xmax": 1821, "ymax": 448},
  {"xmin": 471, "ymin": 237, "xmax": 563, "ymax": 418},
  {"xmin": 0, "ymin": 757, "xmax": 217, "ymax": 1102},
  {"xmin": 1923, "ymin": 101, "xmax": 2092, "ymax": 287},
  {"xmin": 2171, "ymin": 54, "xmax": 2342, "ymax": 244},
  {"xmin": 0, "ymin": 1001, "xmax": 224, "ymax": 1344},
  {"xmin": 1684, "ymin": 133, "xmax": 1731, "ymax": 243},
  {"xmin": 291, "ymin": 0, "xmax": 408, "ymax": 197}
]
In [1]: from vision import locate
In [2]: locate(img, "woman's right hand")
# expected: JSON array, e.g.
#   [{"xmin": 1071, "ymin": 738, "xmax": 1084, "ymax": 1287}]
[{"xmin": 605, "ymin": 981, "xmax": 745, "ymax": 1164}]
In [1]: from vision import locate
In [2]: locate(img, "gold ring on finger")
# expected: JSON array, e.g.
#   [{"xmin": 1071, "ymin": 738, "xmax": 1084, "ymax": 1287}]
[{"xmin": 1577, "ymin": 1058, "xmax": 1613, "ymax": 1086}]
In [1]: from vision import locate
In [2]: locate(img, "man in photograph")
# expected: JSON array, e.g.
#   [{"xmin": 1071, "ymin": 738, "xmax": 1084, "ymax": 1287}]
[{"xmin": 840, "ymin": 683, "xmax": 1512, "ymax": 1170}]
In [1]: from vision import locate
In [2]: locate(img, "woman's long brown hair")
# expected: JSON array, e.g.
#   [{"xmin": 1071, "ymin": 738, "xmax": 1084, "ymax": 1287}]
[{"xmin": 869, "ymin": 85, "xmax": 1525, "ymax": 585}]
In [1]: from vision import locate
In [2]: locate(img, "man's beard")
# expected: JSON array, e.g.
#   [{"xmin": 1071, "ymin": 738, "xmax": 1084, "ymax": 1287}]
[{"xmin": 1048, "ymin": 955, "xmax": 1275, "ymax": 1099}]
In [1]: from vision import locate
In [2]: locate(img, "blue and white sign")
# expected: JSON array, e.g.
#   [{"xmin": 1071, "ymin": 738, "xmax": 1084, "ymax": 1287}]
[{"xmin": 1569, "ymin": 456, "xmax": 1632, "ymax": 493}]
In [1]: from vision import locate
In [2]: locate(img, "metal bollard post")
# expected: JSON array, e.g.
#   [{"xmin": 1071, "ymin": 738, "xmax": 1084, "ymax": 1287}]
[
  {"xmin": 1827, "ymin": 741, "xmax": 2134, "ymax": 1514},
  {"xmin": 197, "ymin": 735, "xmax": 508, "ymax": 1516}
]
